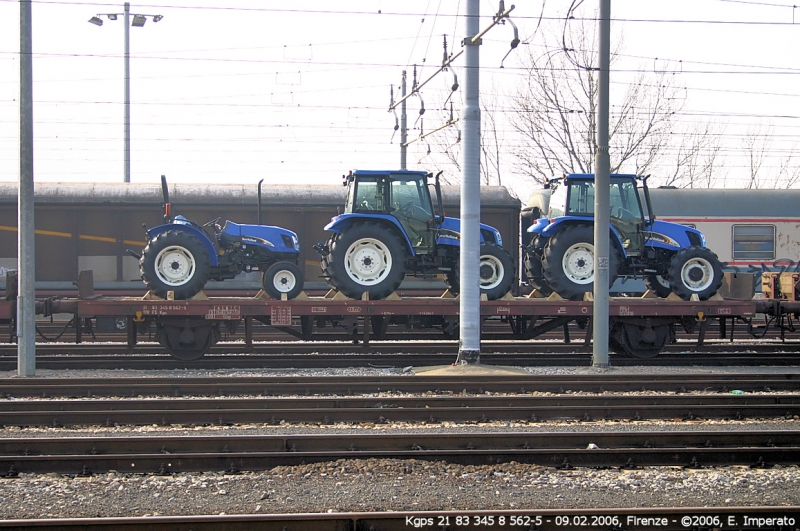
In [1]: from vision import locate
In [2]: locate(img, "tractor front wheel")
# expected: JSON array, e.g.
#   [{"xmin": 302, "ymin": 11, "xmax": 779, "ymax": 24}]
[
  {"xmin": 666, "ymin": 246, "xmax": 723, "ymax": 300},
  {"xmin": 262, "ymin": 261, "xmax": 304, "ymax": 300},
  {"xmin": 140, "ymin": 230, "xmax": 211, "ymax": 299},
  {"xmin": 479, "ymin": 244, "xmax": 515, "ymax": 300}
]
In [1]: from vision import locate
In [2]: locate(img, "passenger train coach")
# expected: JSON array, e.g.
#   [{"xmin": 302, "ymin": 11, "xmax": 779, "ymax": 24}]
[{"xmin": 523, "ymin": 186, "xmax": 800, "ymax": 276}]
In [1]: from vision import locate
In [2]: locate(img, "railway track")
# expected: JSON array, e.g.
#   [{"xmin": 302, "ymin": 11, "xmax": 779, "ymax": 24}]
[
  {"xmin": 3, "ymin": 430, "xmax": 800, "ymax": 476},
  {"xmin": 3, "ymin": 393, "xmax": 800, "ymax": 427},
  {"xmin": 3, "ymin": 373, "xmax": 800, "ymax": 398},
  {"xmin": 1, "ymin": 507, "xmax": 798, "ymax": 531},
  {"xmin": 1, "ymin": 341, "xmax": 799, "ymax": 371}
]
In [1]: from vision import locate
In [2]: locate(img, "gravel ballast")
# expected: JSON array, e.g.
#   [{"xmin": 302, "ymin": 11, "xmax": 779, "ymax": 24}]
[{"xmin": 1, "ymin": 364, "xmax": 800, "ymax": 518}]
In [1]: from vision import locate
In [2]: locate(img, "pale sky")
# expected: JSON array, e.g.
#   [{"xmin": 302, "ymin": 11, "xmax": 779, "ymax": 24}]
[{"xmin": 1, "ymin": 0, "xmax": 799, "ymax": 199}]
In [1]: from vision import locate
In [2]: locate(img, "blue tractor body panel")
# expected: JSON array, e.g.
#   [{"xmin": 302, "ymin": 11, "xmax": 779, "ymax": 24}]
[{"xmin": 220, "ymin": 221, "xmax": 300, "ymax": 254}]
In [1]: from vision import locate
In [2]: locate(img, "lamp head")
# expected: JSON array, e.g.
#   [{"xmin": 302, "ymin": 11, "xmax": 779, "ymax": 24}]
[
  {"xmin": 88, "ymin": 16, "xmax": 103, "ymax": 26},
  {"xmin": 131, "ymin": 14, "xmax": 146, "ymax": 27}
]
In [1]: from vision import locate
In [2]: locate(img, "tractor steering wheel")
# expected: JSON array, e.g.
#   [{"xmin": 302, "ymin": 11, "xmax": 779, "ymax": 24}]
[{"xmin": 204, "ymin": 217, "xmax": 222, "ymax": 232}]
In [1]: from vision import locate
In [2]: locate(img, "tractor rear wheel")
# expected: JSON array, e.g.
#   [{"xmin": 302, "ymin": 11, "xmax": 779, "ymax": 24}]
[
  {"xmin": 666, "ymin": 246, "xmax": 723, "ymax": 300},
  {"xmin": 542, "ymin": 224, "xmax": 620, "ymax": 300},
  {"xmin": 262, "ymin": 261, "xmax": 304, "ymax": 300},
  {"xmin": 140, "ymin": 230, "xmax": 211, "ymax": 299},
  {"xmin": 524, "ymin": 253, "xmax": 553, "ymax": 296},
  {"xmin": 326, "ymin": 222, "xmax": 408, "ymax": 300}
]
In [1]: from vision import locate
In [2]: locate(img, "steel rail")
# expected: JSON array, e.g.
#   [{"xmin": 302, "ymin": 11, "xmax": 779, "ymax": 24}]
[
  {"xmin": 3, "ymin": 374, "xmax": 799, "ymax": 398},
  {"xmin": 2, "ymin": 430, "xmax": 799, "ymax": 475},
  {"xmin": 2, "ymin": 394, "xmax": 800, "ymax": 427},
  {"xmin": 1, "ymin": 507, "xmax": 799, "ymax": 531}
]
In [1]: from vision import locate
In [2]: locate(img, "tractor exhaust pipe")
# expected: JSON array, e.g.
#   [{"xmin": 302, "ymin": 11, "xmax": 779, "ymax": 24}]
[
  {"xmin": 161, "ymin": 175, "xmax": 171, "ymax": 223},
  {"xmin": 258, "ymin": 179, "xmax": 264, "ymax": 225}
]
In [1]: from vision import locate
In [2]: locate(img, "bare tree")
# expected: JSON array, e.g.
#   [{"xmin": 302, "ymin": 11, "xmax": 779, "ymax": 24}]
[
  {"xmin": 740, "ymin": 122, "xmax": 800, "ymax": 189},
  {"xmin": 660, "ymin": 120, "xmax": 726, "ymax": 189},
  {"xmin": 430, "ymin": 81, "xmax": 508, "ymax": 191},
  {"xmin": 508, "ymin": 18, "xmax": 716, "ymax": 188}
]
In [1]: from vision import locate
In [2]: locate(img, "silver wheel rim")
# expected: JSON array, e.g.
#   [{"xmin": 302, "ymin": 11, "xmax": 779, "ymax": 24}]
[
  {"xmin": 562, "ymin": 242, "xmax": 594, "ymax": 285},
  {"xmin": 680, "ymin": 257, "xmax": 714, "ymax": 292},
  {"xmin": 271, "ymin": 269, "xmax": 297, "ymax": 293},
  {"xmin": 479, "ymin": 254, "xmax": 504, "ymax": 290},
  {"xmin": 344, "ymin": 237, "xmax": 393, "ymax": 286},
  {"xmin": 154, "ymin": 245, "xmax": 196, "ymax": 287}
]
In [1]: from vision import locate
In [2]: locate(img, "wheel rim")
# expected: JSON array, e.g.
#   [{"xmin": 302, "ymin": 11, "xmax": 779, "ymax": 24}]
[
  {"xmin": 655, "ymin": 275, "xmax": 670, "ymax": 289},
  {"xmin": 562, "ymin": 242, "xmax": 594, "ymax": 284},
  {"xmin": 680, "ymin": 257, "xmax": 714, "ymax": 292},
  {"xmin": 271, "ymin": 269, "xmax": 297, "ymax": 293},
  {"xmin": 479, "ymin": 254, "xmax": 504, "ymax": 290},
  {"xmin": 154, "ymin": 245, "xmax": 196, "ymax": 286},
  {"xmin": 344, "ymin": 238, "xmax": 393, "ymax": 286}
]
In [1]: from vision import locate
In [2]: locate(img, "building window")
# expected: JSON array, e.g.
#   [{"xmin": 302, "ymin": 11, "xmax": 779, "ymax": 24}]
[{"xmin": 732, "ymin": 224, "xmax": 775, "ymax": 260}]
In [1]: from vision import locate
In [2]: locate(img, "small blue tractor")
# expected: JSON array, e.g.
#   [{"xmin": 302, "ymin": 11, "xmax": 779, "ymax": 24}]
[
  {"xmin": 131, "ymin": 176, "xmax": 303, "ymax": 300},
  {"xmin": 315, "ymin": 169, "xmax": 515, "ymax": 300},
  {"xmin": 524, "ymin": 173, "xmax": 723, "ymax": 301}
]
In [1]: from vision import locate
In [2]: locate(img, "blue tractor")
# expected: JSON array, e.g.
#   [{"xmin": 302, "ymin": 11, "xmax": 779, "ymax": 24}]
[
  {"xmin": 315, "ymin": 170, "xmax": 515, "ymax": 300},
  {"xmin": 133, "ymin": 176, "xmax": 303, "ymax": 300},
  {"xmin": 524, "ymin": 173, "xmax": 723, "ymax": 301}
]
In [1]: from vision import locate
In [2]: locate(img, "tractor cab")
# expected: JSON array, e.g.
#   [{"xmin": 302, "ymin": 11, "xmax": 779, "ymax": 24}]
[
  {"xmin": 344, "ymin": 170, "xmax": 436, "ymax": 252},
  {"xmin": 552, "ymin": 174, "xmax": 648, "ymax": 256}
]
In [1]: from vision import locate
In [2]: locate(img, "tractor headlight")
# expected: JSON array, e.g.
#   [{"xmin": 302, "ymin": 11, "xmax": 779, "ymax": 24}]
[
  {"xmin": 292, "ymin": 234, "xmax": 300, "ymax": 251},
  {"xmin": 494, "ymin": 230, "xmax": 503, "ymax": 246}
]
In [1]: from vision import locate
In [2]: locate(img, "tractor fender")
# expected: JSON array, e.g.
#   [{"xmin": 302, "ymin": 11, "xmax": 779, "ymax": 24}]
[
  {"xmin": 324, "ymin": 213, "xmax": 417, "ymax": 256},
  {"xmin": 537, "ymin": 218, "xmax": 628, "ymax": 258},
  {"xmin": 146, "ymin": 223, "xmax": 220, "ymax": 266}
]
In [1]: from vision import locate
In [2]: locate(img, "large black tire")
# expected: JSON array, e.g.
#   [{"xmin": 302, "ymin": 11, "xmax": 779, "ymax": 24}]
[
  {"xmin": 479, "ymin": 243, "xmax": 515, "ymax": 300},
  {"xmin": 541, "ymin": 224, "xmax": 620, "ymax": 300},
  {"xmin": 523, "ymin": 253, "xmax": 553, "ymax": 296},
  {"xmin": 262, "ymin": 261, "xmax": 304, "ymax": 300},
  {"xmin": 666, "ymin": 246, "xmax": 723, "ymax": 301},
  {"xmin": 140, "ymin": 230, "xmax": 211, "ymax": 299},
  {"xmin": 326, "ymin": 222, "xmax": 408, "ymax": 300},
  {"xmin": 644, "ymin": 274, "xmax": 673, "ymax": 298}
]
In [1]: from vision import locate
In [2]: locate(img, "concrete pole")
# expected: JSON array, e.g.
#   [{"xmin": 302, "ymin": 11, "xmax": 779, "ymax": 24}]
[
  {"xmin": 124, "ymin": 2, "xmax": 131, "ymax": 183},
  {"xmin": 400, "ymin": 71, "xmax": 407, "ymax": 170},
  {"xmin": 455, "ymin": 0, "xmax": 481, "ymax": 364},
  {"xmin": 592, "ymin": 0, "xmax": 611, "ymax": 368},
  {"xmin": 18, "ymin": 0, "xmax": 36, "ymax": 376}
]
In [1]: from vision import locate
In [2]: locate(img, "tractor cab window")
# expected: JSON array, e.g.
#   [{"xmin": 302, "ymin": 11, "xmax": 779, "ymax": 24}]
[
  {"xmin": 390, "ymin": 176, "xmax": 434, "ymax": 251},
  {"xmin": 351, "ymin": 177, "xmax": 386, "ymax": 213},
  {"xmin": 565, "ymin": 180, "xmax": 594, "ymax": 216},
  {"xmin": 549, "ymin": 183, "xmax": 567, "ymax": 218}
]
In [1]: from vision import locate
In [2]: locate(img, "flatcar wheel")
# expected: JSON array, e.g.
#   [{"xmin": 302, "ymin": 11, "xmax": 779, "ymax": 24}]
[
  {"xmin": 157, "ymin": 322, "xmax": 219, "ymax": 360},
  {"xmin": 608, "ymin": 319, "xmax": 672, "ymax": 359}
]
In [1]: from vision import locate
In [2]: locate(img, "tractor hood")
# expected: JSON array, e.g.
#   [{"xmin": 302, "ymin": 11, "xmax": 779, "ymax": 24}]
[
  {"xmin": 221, "ymin": 221, "xmax": 300, "ymax": 253},
  {"xmin": 437, "ymin": 216, "xmax": 503, "ymax": 246},
  {"xmin": 644, "ymin": 219, "xmax": 706, "ymax": 250}
]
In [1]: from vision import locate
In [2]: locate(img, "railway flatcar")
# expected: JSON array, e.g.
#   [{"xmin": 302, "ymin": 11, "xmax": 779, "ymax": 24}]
[
  {"xmin": 0, "ymin": 180, "xmax": 521, "ymax": 295},
  {"xmin": 523, "ymin": 186, "xmax": 800, "ymax": 290}
]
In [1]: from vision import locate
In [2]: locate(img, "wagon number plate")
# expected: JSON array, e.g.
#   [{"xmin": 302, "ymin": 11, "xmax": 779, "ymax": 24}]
[
  {"xmin": 271, "ymin": 306, "xmax": 293, "ymax": 326},
  {"xmin": 206, "ymin": 305, "xmax": 241, "ymax": 319}
]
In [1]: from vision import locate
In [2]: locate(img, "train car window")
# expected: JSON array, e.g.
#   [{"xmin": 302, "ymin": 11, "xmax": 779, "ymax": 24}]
[{"xmin": 732, "ymin": 224, "xmax": 775, "ymax": 260}]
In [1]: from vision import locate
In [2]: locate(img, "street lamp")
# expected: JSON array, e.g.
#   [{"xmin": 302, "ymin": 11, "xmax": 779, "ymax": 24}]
[{"xmin": 89, "ymin": 3, "xmax": 162, "ymax": 183}]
